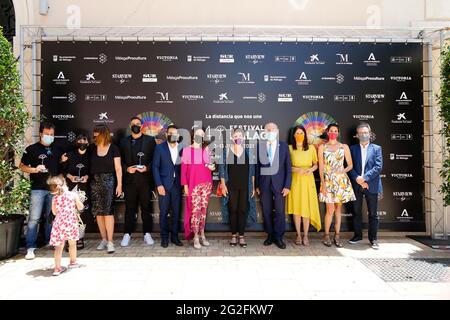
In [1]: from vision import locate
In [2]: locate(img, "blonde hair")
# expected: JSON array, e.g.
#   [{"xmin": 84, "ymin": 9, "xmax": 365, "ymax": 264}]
[{"xmin": 47, "ymin": 175, "xmax": 67, "ymax": 195}]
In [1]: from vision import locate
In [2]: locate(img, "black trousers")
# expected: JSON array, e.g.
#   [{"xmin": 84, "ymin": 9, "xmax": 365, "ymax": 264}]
[
  {"xmin": 228, "ymin": 188, "xmax": 248, "ymax": 235},
  {"xmin": 352, "ymin": 186, "xmax": 379, "ymax": 242},
  {"xmin": 124, "ymin": 181, "xmax": 153, "ymax": 235}
]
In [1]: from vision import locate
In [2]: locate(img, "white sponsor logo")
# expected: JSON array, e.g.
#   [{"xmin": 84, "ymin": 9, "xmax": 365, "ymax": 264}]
[
  {"xmin": 302, "ymin": 95, "xmax": 324, "ymax": 101},
  {"xmin": 392, "ymin": 113, "xmax": 412, "ymax": 124},
  {"xmin": 245, "ymin": 54, "xmax": 265, "ymax": 64},
  {"xmin": 181, "ymin": 94, "xmax": 204, "ymax": 101},
  {"xmin": 354, "ymin": 76, "xmax": 385, "ymax": 81},
  {"xmin": 166, "ymin": 75, "xmax": 198, "ymax": 81},
  {"xmin": 187, "ymin": 55, "xmax": 210, "ymax": 62},
  {"xmin": 115, "ymin": 56, "xmax": 147, "ymax": 61},
  {"xmin": 53, "ymin": 71, "xmax": 70, "ymax": 85},
  {"xmin": 219, "ymin": 54, "xmax": 234, "ymax": 63},
  {"xmin": 365, "ymin": 93, "xmax": 385, "ymax": 104},
  {"xmin": 336, "ymin": 53, "xmax": 352, "ymax": 65},
  {"xmin": 213, "ymin": 92, "xmax": 234, "ymax": 104},
  {"xmin": 397, "ymin": 209, "xmax": 413, "ymax": 221},
  {"xmin": 364, "ymin": 53, "xmax": 380, "ymax": 66},
  {"xmin": 155, "ymin": 92, "xmax": 172, "ymax": 103},
  {"xmin": 334, "ymin": 95, "xmax": 355, "ymax": 102},
  {"xmin": 390, "ymin": 153, "xmax": 413, "ymax": 160},
  {"xmin": 83, "ymin": 53, "xmax": 107, "ymax": 64},
  {"xmin": 321, "ymin": 74, "xmax": 344, "ymax": 84},
  {"xmin": 391, "ymin": 173, "xmax": 413, "ymax": 179},
  {"xmin": 207, "ymin": 73, "xmax": 227, "ymax": 84},
  {"xmin": 391, "ymin": 133, "xmax": 413, "ymax": 140},
  {"xmin": 393, "ymin": 192, "xmax": 413, "ymax": 201},
  {"xmin": 112, "ymin": 73, "xmax": 132, "ymax": 84},
  {"xmin": 94, "ymin": 112, "xmax": 114, "ymax": 124},
  {"xmin": 156, "ymin": 55, "xmax": 178, "ymax": 62},
  {"xmin": 275, "ymin": 55, "xmax": 296, "ymax": 63},
  {"xmin": 353, "ymin": 114, "xmax": 374, "ymax": 120},
  {"xmin": 115, "ymin": 95, "xmax": 146, "ymax": 101},
  {"xmin": 80, "ymin": 73, "xmax": 102, "ymax": 84},
  {"xmin": 390, "ymin": 56, "xmax": 412, "ymax": 63},
  {"xmin": 396, "ymin": 92, "xmax": 412, "ymax": 105},
  {"xmin": 237, "ymin": 72, "xmax": 255, "ymax": 84},
  {"xmin": 391, "ymin": 76, "xmax": 412, "ymax": 82},
  {"xmin": 264, "ymin": 75, "xmax": 286, "ymax": 82},
  {"xmin": 305, "ymin": 53, "xmax": 325, "ymax": 65},
  {"xmin": 278, "ymin": 93, "xmax": 293, "ymax": 102},
  {"xmin": 242, "ymin": 93, "xmax": 266, "ymax": 103},
  {"xmin": 142, "ymin": 74, "xmax": 157, "ymax": 82},
  {"xmin": 295, "ymin": 72, "xmax": 311, "ymax": 85},
  {"xmin": 52, "ymin": 114, "xmax": 74, "ymax": 121},
  {"xmin": 53, "ymin": 55, "xmax": 76, "ymax": 62},
  {"xmin": 53, "ymin": 92, "xmax": 76, "ymax": 103},
  {"xmin": 85, "ymin": 94, "xmax": 107, "ymax": 102}
]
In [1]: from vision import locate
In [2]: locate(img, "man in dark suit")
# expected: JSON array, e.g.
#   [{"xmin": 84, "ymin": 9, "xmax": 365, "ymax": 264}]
[
  {"xmin": 120, "ymin": 117, "xmax": 156, "ymax": 247},
  {"xmin": 152, "ymin": 124, "xmax": 183, "ymax": 248},
  {"xmin": 256, "ymin": 122, "xmax": 292, "ymax": 249},
  {"xmin": 348, "ymin": 123, "xmax": 383, "ymax": 249}
]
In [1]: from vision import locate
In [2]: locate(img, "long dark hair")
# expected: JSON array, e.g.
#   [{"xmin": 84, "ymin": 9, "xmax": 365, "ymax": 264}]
[{"xmin": 291, "ymin": 125, "xmax": 309, "ymax": 151}]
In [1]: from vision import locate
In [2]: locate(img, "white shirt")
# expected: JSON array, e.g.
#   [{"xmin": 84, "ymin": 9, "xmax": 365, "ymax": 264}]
[
  {"xmin": 360, "ymin": 143, "xmax": 370, "ymax": 176},
  {"xmin": 168, "ymin": 142, "xmax": 178, "ymax": 177},
  {"xmin": 266, "ymin": 140, "xmax": 277, "ymax": 165}
]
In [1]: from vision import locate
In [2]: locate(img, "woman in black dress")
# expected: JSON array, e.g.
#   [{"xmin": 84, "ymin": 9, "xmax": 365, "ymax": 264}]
[
  {"xmin": 61, "ymin": 133, "xmax": 91, "ymax": 249},
  {"xmin": 90, "ymin": 125, "xmax": 122, "ymax": 254}
]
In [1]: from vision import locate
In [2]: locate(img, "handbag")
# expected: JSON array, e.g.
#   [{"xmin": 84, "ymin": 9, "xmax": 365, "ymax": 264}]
[
  {"xmin": 216, "ymin": 183, "xmax": 223, "ymax": 197},
  {"xmin": 77, "ymin": 211, "xmax": 86, "ymax": 239}
]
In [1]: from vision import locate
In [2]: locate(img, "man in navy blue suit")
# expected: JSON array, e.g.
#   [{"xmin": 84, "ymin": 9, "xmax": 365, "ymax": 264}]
[
  {"xmin": 348, "ymin": 123, "xmax": 383, "ymax": 249},
  {"xmin": 152, "ymin": 124, "xmax": 184, "ymax": 248},
  {"xmin": 256, "ymin": 122, "xmax": 292, "ymax": 249}
]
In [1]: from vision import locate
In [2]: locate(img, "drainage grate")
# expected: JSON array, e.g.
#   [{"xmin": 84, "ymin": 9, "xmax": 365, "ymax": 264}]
[{"xmin": 358, "ymin": 258, "xmax": 450, "ymax": 282}]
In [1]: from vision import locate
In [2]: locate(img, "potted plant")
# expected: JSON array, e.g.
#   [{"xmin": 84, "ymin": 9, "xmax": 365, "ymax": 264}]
[
  {"xmin": 438, "ymin": 45, "xmax": 450, "ymax": 207},
  {"xmin": 0, "ymin": 27, "xmax": 31, "ymax": 260}
]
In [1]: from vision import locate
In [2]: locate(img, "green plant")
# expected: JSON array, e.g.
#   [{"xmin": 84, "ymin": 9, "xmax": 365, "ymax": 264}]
[
  {"xmin": 0, "ymin": 27, "xmax": 31, "ymax": 217},
  {"xmin": 438, "ymin": 44, "xmax": 450, "ymax": 206}
]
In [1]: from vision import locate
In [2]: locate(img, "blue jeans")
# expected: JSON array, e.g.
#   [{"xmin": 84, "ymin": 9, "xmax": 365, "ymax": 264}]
[{"xmin": 26, "ymin": 190, "xmax": 53, "ymax": 249}]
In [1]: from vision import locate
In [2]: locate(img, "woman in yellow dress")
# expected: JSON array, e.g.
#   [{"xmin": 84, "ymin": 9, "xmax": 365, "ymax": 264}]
[{"xmin": 286, "ymin": 125, "xmax": 321, "ymax": 246}]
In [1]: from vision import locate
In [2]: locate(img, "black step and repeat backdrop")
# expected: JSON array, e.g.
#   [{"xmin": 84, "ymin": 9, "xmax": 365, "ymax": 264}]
[{"xmin": 41, "ymin": 41, "xmax": 425, "ymax": 231}]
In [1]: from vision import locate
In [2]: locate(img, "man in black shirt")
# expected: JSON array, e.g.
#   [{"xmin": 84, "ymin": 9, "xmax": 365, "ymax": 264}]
[
  {"xmin": 119, "ymin": 117, "xmax": 156, "ymax": 247},
  {"xmin": 19, "ymin": 122, "xmax": 62, "ymax": 260}
]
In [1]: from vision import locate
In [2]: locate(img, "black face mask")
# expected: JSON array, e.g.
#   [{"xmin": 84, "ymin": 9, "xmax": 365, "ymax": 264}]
[
  {"xmin": 131, "ymin": 125, "xmax": 141, "ymax": 134},
  {"xmin": 193, "ymin": 135, "xmax": 203, "ymax": 144},
  {"xmin": 77, "ymin": 143, "xmax": 88, "ymax": 151},
  {"xmin": 167, "ymin": 134, "xmax": 179, "ymax": 143}
]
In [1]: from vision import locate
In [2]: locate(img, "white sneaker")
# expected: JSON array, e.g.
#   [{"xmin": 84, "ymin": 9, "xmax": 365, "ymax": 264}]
[
  {"xmin": 144, "ymin": 233, "xmax": 155, "ymax": 246},
  {"xmin": 121, "ymin": 233, "xmax": 131, "ymax": 247},
  {"xmin": 96, "ymin": 240, "xmax": 108, "ymax": 250},
  {"xmin": 106, "ymin": 241, "xmax": 115, "ymax": 253},
  {"xmin": 25, "ymin": 248, "xmax": 36, "ymax": 260}
]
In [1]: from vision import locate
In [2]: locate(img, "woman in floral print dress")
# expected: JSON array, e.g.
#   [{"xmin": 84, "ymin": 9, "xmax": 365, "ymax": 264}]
[{"xmin": 318, "ymin": 124, "xmax": 356, "ymax": 248}]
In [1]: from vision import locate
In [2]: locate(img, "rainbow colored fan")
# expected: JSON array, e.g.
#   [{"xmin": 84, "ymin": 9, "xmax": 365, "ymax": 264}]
[
  {"xmin": 135, "ymin": 111, "xmax": 173, "ymax": 137},
  {"xmin": 295, "ymin": 112, "xmax": 337, "ymax": 145}
]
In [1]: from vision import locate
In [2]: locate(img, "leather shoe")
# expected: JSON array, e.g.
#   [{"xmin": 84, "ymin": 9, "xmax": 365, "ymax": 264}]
[
  {"xmin": 161, "ymin": 240, "xmax": 169, "ymax": 248},
  {"xmin": 263, "ymin": 236, "xmax": 273, "ymax": 246},
  {"xmin": 171, "ymin": 238, "xmax": 183, "ymax": 246},
  {"xmin": 274, "ymin": 239, "xmax": 286, "ymax": 249}
]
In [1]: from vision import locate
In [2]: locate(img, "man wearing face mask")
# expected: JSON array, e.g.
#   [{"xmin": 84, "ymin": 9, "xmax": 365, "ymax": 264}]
[
  {"xmin": 256, "ymin": 122, "xmax": 292, "ymax": 249},
  {"xmin": 60, "ymin": 133, "xmax": 91, "ymax": 249},
  {"xmin": 152, "ymin": 124, "xmax": 184, "ymax": 248},
  {"xmin": 119, "ymin": 117, "xmax": 156, "ymax": 247},
  {"xmin": 19, "ymin": 122, "xmax": 63, "ymax": 260},
  {"xmin": 348, "ymin": 123, "xmax": 383, "ymax": 249}
]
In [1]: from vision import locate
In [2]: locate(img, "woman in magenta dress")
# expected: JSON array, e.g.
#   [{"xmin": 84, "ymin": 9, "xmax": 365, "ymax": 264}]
[{"xmin": 181, "ymin": 127, "xmax": 215, "ymax": 249}]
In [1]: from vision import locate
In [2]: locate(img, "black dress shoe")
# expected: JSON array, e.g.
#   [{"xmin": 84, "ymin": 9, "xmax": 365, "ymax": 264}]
[
  {"xmin": 263, "ymin": 237, "xmax": 273, "ymax": 246},
  {"xmin": 171, "ymin": 238, "xmax": 183, "ymax": 246},
  {"xmin": 161, "ymin": 240, "xmax": 169, "ymax": 248},
  {"xmin": 348, "ymin": 236, "xmax": 363, "ymax": 244},
  {"xmin": 274, "ymin": 240, "xmax": 286, "ymax": 249}
]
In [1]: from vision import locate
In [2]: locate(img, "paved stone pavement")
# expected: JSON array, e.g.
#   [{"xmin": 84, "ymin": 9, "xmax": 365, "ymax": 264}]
[{"xmin": 1, "ymin": 233, "xmax": 449, "ymax": 300}]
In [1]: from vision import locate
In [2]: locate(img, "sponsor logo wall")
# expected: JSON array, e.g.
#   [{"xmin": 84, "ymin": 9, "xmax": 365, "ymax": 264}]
[{"xmin": 41, "ymin": 41, "xmax": 425, "ymax": 231}]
